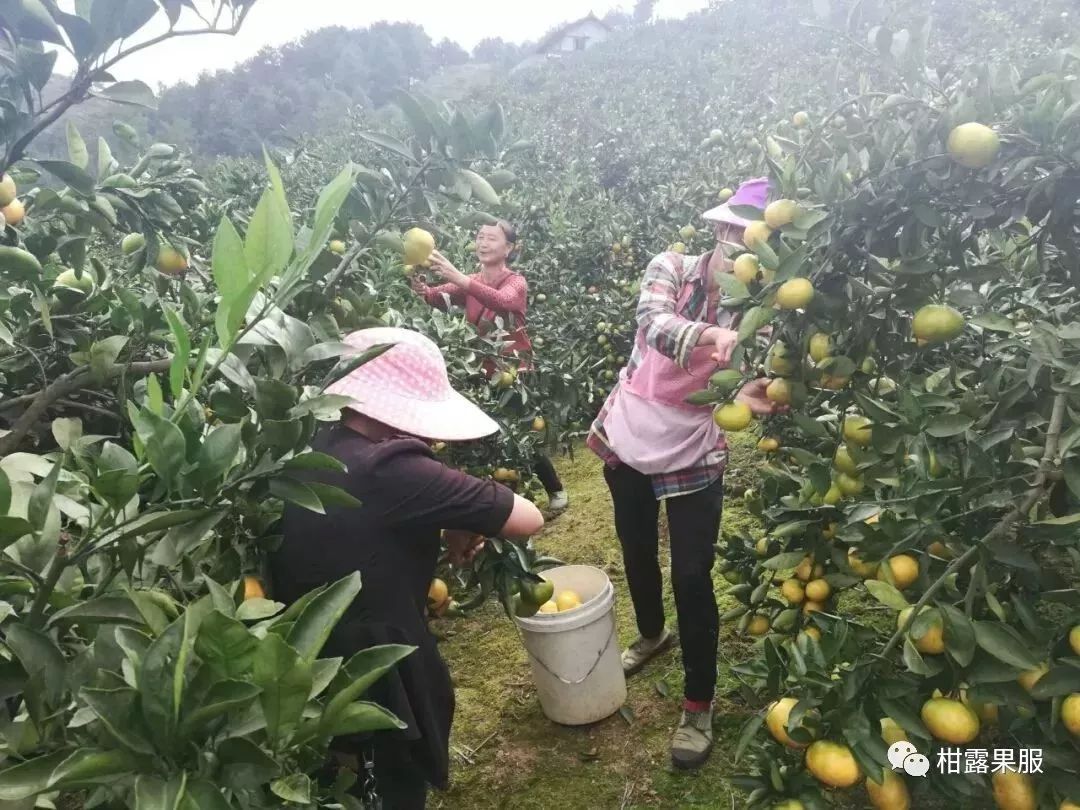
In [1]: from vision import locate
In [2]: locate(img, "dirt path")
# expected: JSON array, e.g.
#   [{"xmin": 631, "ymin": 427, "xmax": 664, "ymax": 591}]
[{"xmin": 431, "ymin": 435, "xmax": 765, "ymax": 809}]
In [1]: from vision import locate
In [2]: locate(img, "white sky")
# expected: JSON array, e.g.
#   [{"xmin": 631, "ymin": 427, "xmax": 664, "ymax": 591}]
[{"xmin": 53, "ymin": 0, "xmax": 709, "ymax": 88}]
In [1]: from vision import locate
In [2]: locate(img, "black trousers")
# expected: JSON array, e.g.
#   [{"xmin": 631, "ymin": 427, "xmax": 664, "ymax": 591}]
[
  {"xmin": 603, "ymin": 463, "xmax": 722, "ymax": 703},
  {"xmin": 534, "ymin": 454, "xmax": 564, "ymax": 495}
]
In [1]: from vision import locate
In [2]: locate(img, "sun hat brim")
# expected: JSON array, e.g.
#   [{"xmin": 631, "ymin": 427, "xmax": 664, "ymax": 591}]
[
  {"xmin": 702, "ymin": 203, "xmax": 753, "ymax": 228},
  {"xmin": 327, "ymin": 381, "xmax": 501, "ymax": 442}
]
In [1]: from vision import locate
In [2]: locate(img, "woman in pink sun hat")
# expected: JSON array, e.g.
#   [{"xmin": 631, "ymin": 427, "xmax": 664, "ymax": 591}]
[
  {"xmin": 587, "ymin": 177, "xmax": 786, "ymax": 771},
  {"xmin": 270, "ymin": 326, "xmax": 544, "ymax": 808}
]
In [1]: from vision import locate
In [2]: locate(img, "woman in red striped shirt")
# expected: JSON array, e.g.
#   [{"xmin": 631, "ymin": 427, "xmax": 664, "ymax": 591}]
[{"xmin": 412, "ymin": 221, "xmax": 569, "ymax": 513}]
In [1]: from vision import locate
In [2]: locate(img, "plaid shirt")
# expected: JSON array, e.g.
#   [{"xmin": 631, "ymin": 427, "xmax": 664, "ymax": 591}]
[{"xmin": 587, "ymin": 250, "xmax": 731, "ymax": 499}]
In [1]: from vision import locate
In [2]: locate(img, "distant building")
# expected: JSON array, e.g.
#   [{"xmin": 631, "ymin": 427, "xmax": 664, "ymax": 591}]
[{"xmin": 513, "ymin": 13, "xmax": 612, "ymax": 71}]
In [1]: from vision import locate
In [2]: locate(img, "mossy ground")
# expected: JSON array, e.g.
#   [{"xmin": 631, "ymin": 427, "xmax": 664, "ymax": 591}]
[{"xmin": 431, "ymin": 433, "xmax": 773, "ymax": 809}]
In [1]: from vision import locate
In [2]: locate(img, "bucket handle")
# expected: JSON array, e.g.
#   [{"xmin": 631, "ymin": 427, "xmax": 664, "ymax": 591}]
[{"xmin": 518, "ymin": 622, "xmax": 618, "ymax": 686}]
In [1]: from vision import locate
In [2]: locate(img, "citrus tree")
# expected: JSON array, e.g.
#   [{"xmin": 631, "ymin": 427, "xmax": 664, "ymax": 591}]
[
  {"xmin": 0, "ymin": 1, "xmax": 532, "ymax": 804},
  {"xmin": 673, "ymin": 6, "xmax": 1080, "ymax": 809}
]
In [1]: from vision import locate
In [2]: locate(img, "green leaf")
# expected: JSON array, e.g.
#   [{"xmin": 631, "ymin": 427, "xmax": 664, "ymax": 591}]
[
  {"xmin": 133, "ymin": 774, "xmax": 186, "ymax": 810},
  {"xmin": 270, "ymin": 774, "xmax": 312, "ymax": 804},
  {"xmin": 66, "ymin": 121, "xmax": 89, "ymax": 170},
  {"xmin": 940, "ymin": 604, "xmax": 976, "ymax": 666},
  {"xmin": 252, "ymin": 633, "xmax": 311, "ymax": 746},
  {"xmin": 320, "ymin": 701, "xmax": 405, "ymax": 737},
  {"xmin": 88, "ymin": 335, "xmax": 128, "ymax": 382},
  {"xmin": 737, "ymin": 306, "xmax": 775, "ymax": 343},
  {"xmin": 80, "ymin": 687, "xmax": 155, "ymax": 755},
  {"xmin": 94, "ymin": 80, "xmax": 157, "ymax": 108},
  {"xmin": 269, "ymin": 477, "xmax": 324, "ymax": 514},
  {"xmin": 925, "ymin": 414, "xmax": 973, "ymax": 438},
  {"xmin": 50, "ymin": 596, "xmax": 144, "ymax": 627},
  {"xmin": 163, "ymin": 305, "xmax": 190, "ymax": 400},
  {"xmin": 26, "ymin": 453, "xmax": 60, "ymax": 532},
  {"xmin": 143, "ymin": 410, "xmax": 186, "ymax": 490},
  {"xmin": 761, "ymin": 551, "xmax": 809, "ymax": 571},
  {"xmin": 198, "ymin": 423, "xmax": 242, "ymax": 484},
  {"xmin": 32, "ymin": 160, "xmax": 96, "ymax": 195},
  {"xmin": 146, "ymin": 373, "xmax": 164, "ymax": 416},
  {"xmin": 286, "ymin": 571, "xmax": 362, "ymax": 662},
  {"xmin": 356, "ymin": 131, "xmax": 417, "ymax": 163},
  {"xmin": 179, "ymin": 780, "xmax": 232, "ymax": 810},
  {"xmin": 288, "ymin": 164, "xmax": 357, "ymax": 288},
  {"xmin": 48, "ymin": 749, "xmax": 137, "ymax": 789},
  {"xmin": 244, "ymin": 154, "xmax": 293, "ymax": 284},
  {"xmin": 970, "ymin": 313, "xmax": 1015, "ymax": 334},
  {"xmin": 235, "ymin": 598, "xmax": 285, "ymax": 622},
  {"xmin": 8, "ymin": 0, "xmax": 64, "ymax": 44},
  {"xmin": 282, "ymin": 452, "xmax": 346, "ymax": 473},
  {"xmin": 211, "ymin": 218, "xmax": 249, "ymax": 347},
  {"xmin": 179, "ymin": 680, "xmax": 262, "ymax": 739},
  {"xmin": 51, "ymin": 416, "xmax": 82, "ymax": 451},
  {"xmin": 715, "ymin": 272, "xmax": 750, "ymax": 300},
  {"xmin": 217, "ymin": 737, "xmax": 281, "ymax": 790},
  {"xmin": 973, "ymin": 621, "xmax": 1041, "ymax": 670},
  {"xmin": 322, "ymin": 645, "xmax": 415, "ymax": 730},
  {"xmin": 1033, "ymin": 513, "xmax": 1080, "ymax": 526},
  {"xmin": 97, "ymin": 137, "xmax": 116, "ymax": 181},
  {"xmin": 0, "ymin": 753, "xmax": 69, "ymax": 801},
  {"xmin": 864, "ymin": 580, "xmax": 910, "ymax": 610},
  {"xmin": 194, "ymin": 611, "xmax": 258, "ymax": 680},
  {"xmin": 734, "ymin": 713, "xmax": 765, "ymax": 763},
  {"xmin": 460, "ymin": 169, "xmax": 500, "ymax": 206},
  {"xmin": 305, "ymin": 482, "xmax": 362, "ymax": 509},
  {"xmin": 138, "ymin": 615, "xmax": 193, "ymax": 739},
  {"xmin": 1030, "ymin": 665, "xmax": 1080, "ymax": 699}
]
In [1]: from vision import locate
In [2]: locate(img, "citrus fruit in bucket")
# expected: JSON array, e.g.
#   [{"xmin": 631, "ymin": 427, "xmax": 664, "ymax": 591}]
[{"xmin": 555, "ymin": 589, "xmax": 583, "ymax": 611}]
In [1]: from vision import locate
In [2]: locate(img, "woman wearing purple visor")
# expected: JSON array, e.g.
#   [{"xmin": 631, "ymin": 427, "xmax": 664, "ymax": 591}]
[{"xmin": 587, "ymin": 178, "xmax": 786, "ymax": 769}]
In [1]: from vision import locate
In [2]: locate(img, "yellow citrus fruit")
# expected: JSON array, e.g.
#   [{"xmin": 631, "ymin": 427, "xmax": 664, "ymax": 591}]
[
  {"xmin": 819, "ymin": 372, "xmax": 850, "ymax": 390},
  {"xmin": 1018, "ymin": 663, "xmax": 1048, "ymax": 693},
  {"xmin": 961, "ymin": 690, "xmax": 999, "ymax": 725},
  {"xmin": 775, "ymin": 278, "xmax": 814, "ymax": 310},
  {"xmin": 809, "ymin": 332, "xmax": 833, "ymax": 363},
  {"xmin": 1061, "ymin": 693, "xmax": 1080, "ymax": 735},
  {"xmin": 743, "ymin": 221, "xmax": 773, "ymax": 249},
  {"xmin": 878, "ymin": 555, "xmax": 919, "ymax": 590},
  {"xmin": 794, "ymin": 557, "xmax": 821, "ymax": 582},
  {"xmin": 717, "ymin": 187, "xmax": 734, "ymax": 202},
  {"xmin": 866, "ymin": 769, "xmax": 910, "ymax": 810},
  {"xmin": 746, "ymin": 614, "xmax": 771, "ymax": 635},
  {"xmin": 1059, "ymin": 801, "xmax": 1080, "ymax": 810},
  {"xmin": 805, "ymin": 579, "xmax": 831, "ymax": 602},
  {"xmin": 714, "ymin": 401, "xmax": 753, "ymax": 431},
  {"xmin": 921, "ymin": 697, "xmax": 980, "ymax": 743},
  {"xmin": 805, "ymin": 740, "xmax": 861, "ymax": 788},
  {"xmin": 532, "ymin": 416, "xmax": 546, "ymax": 432},
  {"xmin": 843, "ymin": 415, "xmax": 872, "ymax": 447},
  {"xmin": 0, "ymin": 173, "xmax": 16, "ymax": 207},
  {"xmin": 766, "ymin": 697, "xmax": 810, "ymax": 748},
  {"xmin": 834, "ymin": 446, "xmax": 858, "ymax": 476},
  {"xmin": 898, "ymin": 606, "xmax": 945, "ymax": 654},
  {"xmin": 1071, "ymin": 625, "xmax": 1080, "ymax": 656},
  {"xmin": 496, "ymin": 370, "xmax": 515, "ymax": 388},
  {"xmin": 848, "ymin": 549, "xmax": 878, "ymax": 578},
  {"xmin": 823, "ymin": 484, "xmax": 843, "ymax": 505},
  {"xmin": 757, "ymin": 437, "xmax": 780, "ymax": 453},
  {"xmin": 912, "ymin": 304, "xmax": 965, "ymax": 345},
  {"xmin": 802, "ymin": 626, "xmax": 822, "ymax": 641},
  {"xmin": 328, "ymin": 239, "xmax": 346, "ymax": 255},
  {"xmin": 555, "ymin": 590, "xmax": 583, "ymax": 611},
  {"xmin": 156, "ymin": 244, "xmax": 189, "ymax": 275},
  {"xmin": 428, "ymin": 578, "xmax": 449, "ymax": 608},
  {"xmin": 927, "ymin": 540, "xmax": 952, "ymax": 559},
  {"xmin": 991, "ymin": 770, "xmax": 1036, "ymax": 810},
  {"xmin": 242, "ymin": 576, "xmax": 265, "ymax": 601},
  {"xmin": 836, "ymin": 473, "xmax": 863, "ymax": 496},
  {"xmin": 2, "ymin": 198, "xmax": 25, "ymax": 226},
  {"xmin": 755, "ymin": 537, "xmax": 771, "ymax": 557},
  {"xmin": 121, "ymin": 232, "xmax": 145, "ymax": 255},
  {"xmin": 768, "ymin": 352, "xmax": 796, "ymax": 377},
  {"xmin": 947, "ymin": 122, "xmax": 1001, "ymax": 169},
  {"xmin": 792, "ymin": 111, "xmax": 810, "ymax": 128},
  {"xmin": 781, "ymin": 579, "xmax": 806, "ymax": 605},
  {"xmin": 803, "ymin": 600, "xmax": 826, "ymax": 615},
  {"xmin": 403, "ymin": 227, "xmax": 436, "ymax": 265},
  {"xmin": 766, "ymin": 377, "xmax": 792, "ymax": 405},
  {"xmin": 822, "ymin": 521, "xmax": 837, "ymax": 540},
  {"xmin": 733, "ymin": 253, "xmax": 760, "ymax": 284},
  {"xmin": 493, "ymin": 468, "xmax": 520, "ymax": 484},
  {"xmin": 880, "ymin": 717, "xmax": 907, "ymax": 746},
  {"xmin": 764, "ymin": 199, "xmax": 799, "ymax": 229},
  {"xmin": 679, "ymin": 225, "xmax": 697, "ymax": 240},
  {"xmin": 538, "ymin": 601, "xmax": 558, "ymax": 614}
]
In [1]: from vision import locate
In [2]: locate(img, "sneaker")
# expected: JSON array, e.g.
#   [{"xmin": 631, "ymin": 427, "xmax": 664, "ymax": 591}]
[
  {"xmin": 621, "ymin": 628, "xmax": 675, "ymax": 676},
  {"xmin": 671, "ymin": 707, "xmax": 714, "ymax": 770},
  {"xmin": 547, "ymin": 490, "xmax": 569, "ymax": 512}
]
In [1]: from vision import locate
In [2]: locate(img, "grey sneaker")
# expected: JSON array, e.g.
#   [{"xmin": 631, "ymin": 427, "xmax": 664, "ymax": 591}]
[
  {"xmin": 671, "ymin": 707, "xmax": 714, "ymax": 770},
  {"xmin": 621, "ymin": 628, "xmax": 675, "ymax": 676},
  {"xmin": 547, "ymin": 490, "xmax": 569, "ymax": 512}
]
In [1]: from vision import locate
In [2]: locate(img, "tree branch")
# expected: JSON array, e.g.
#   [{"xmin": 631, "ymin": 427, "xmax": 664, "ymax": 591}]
[
  {"xmin": 0, "ymin": 359, "xmax": 171, "ymax": 457},
  {"xmin": 881, "ymin": 392, "xmax": 1068, "ymax": 658}
]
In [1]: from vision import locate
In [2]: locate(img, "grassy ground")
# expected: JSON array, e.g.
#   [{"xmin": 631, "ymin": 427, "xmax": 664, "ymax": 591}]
[{"xmin": 431, "ymin": 433, "xmax": 772, "ymax": 809}]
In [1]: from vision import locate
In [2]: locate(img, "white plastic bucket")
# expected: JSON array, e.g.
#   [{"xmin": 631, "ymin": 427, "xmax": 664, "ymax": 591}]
[{"xmin": 514, "ymin": 564, "xmax": 627, "ymax": 725}]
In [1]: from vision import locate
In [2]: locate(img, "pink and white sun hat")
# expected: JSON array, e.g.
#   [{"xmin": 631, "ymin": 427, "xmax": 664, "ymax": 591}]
[
  {"xmin": 325, "ymin": 327, "xmax": 500, "ymax": 441},
  {"xmin": 702, "ymin": 177, "xmax": 770, "ymax": 227}
]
